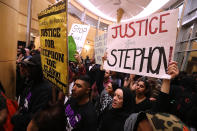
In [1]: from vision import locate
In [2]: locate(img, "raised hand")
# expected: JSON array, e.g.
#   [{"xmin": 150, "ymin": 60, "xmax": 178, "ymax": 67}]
[{"xmin": 167, "ymin": 61, "xmax": 179, "ymax": 79}]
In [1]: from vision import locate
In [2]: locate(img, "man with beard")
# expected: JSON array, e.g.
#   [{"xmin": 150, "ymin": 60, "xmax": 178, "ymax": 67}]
[{"xmin": 64, "ymin": 74, "xmax": 97, "ymax": 131}]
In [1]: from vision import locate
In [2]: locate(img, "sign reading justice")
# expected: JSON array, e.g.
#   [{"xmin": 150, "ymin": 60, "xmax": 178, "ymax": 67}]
[
  {"xmin": 104, "ymin": 9, "xmax": 179, "ymax": 79},
  {"xmin": 38, "ymin": 1, "xmax": 68, "ymax": 93}
]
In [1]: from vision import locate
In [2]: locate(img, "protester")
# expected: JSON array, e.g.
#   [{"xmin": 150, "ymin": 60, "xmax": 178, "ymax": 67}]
[
  {"xmin": 64, "ymin": 74, "xmax": 97, "ymax": 131},
  {"xmin": 27, "ymin": 103, "xmax": 66, "ymax": 131},
  {"xmin": 28, "ymin": 43, "xmax": 35, "ymax": 51},
  {"xmin": 170, "ymin": 75, "xmax": 197, "ymax": 129},
  {"xmin": 111, "ymin": 71, "xmax": 122, "ymax": 88},
  {"xmin": 24, "ymin": 48, "xmax": 32, "ymax": 60},
  {"xmin": 98, "ymin": 51, "xmax": 134, "ymax": 131},
  {"xmin": 148, "ymin": 78, "xmax": 162, "ymax": 101},
  {"xmin": 0, "ymin": 82, "xmax": 18, "ymax": 131},
  {"xmin": 95, "ymin": 67, "xmax": 119, "ymax": 126},
  {"xmin": 68, "ymin": 52, "xmax": 86, "ymax": 93},
  {"xmin": 16, "ymin": 48, "xmax": 26, "ymax": 64},
  {"xmin": 123, "ymin": 74, "xmax": 141, "ymax": 90},
  {"xmin": 124, "ymin": 112, "xmax": 190, "ymax": 131},
  {"xmin": 99, "ymin": 87, "xmax": 134, "ymax": 131},
  {"xmin": 0, "ymin": 85, "xmax": 7, "ymax": 130},
  {"xmin": 133, "ymin": 76, "xmax": 152, "ymax": 113},
  {"xmin": 124, "ymin": 61, "xmax": 185, "ymax": 131},
  {"xmin": 12, "ymin": 54, "xmax": 52, "ymax": 131},
  {"xmin": 57, "ymin": 52, "xmax": 86, "ymax": 105},
  {"xmin": 84, "ymin": 56, "xmax": 91, "ymax": 72},
  {"xmin": 99, "ymin": 81, "xmax": 118, "ymax": 113}
]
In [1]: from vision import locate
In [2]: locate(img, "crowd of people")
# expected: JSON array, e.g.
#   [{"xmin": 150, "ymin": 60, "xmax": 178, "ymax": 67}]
[{"xmin": 0, "ymin": 43, "xmax": 197, "ymax": 131}]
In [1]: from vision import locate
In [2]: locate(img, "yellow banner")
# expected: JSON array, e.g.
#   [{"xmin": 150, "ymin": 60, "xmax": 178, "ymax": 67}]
[{"xmin": 38, "ymin": 1, "xmax": 68, "ymax": 93}]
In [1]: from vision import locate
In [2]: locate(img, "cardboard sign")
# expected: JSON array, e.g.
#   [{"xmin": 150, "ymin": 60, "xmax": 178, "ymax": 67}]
[
  {"xmin": 38, "ymin": 1, "xmax": 68, "ymax": 93},
  {"xmin": 104, "ymin": 9, "xmax": 179, "ymax": 79},
  {"xmin": 69, "ymin": 24, "xmax": 90, "ymax": 53},
  {"xmin": 68, "ymin": 36, "xmax": 77, "ymax": 62},
  {"xmin": 94, "ymin": 33, "xmax": 107, "ymax": 65}
]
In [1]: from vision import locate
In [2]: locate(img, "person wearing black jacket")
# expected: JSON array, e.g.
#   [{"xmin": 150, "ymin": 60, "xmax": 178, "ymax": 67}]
[
  {"xmin": 99, "ymin": 87, "xmax": 134, "ymax": 131},
  {"xmin": 11, "ymin": 54, "xmax": 52, "ymax": 131},
  {"xmin": 170, "ymin": 75, "xmax": 197, "ymax": 128},
  {"xmin": 64, "ymin": 74, "xmax": 97, "ymax": 131},
  {"xmin": 133, "ymin": 76, "xmax": 152, "ymax": 113},
  {"xmin": 0, "ymin": 86, "xmax": 7, "ymax": 130},
  {"xmin": 124, "ymin": 61, "xmax": 181, "ymax": 131}
]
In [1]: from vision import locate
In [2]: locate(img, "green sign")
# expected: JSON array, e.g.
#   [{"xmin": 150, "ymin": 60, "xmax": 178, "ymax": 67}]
[{"xmin": 68, "ymin": 36, "xmax": 77, "ymax": 62}]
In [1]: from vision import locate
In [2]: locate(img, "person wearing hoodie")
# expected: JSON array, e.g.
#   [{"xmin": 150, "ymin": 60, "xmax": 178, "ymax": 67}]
[
  {"xmin": 99, "ymin": 87, "xmax": 134, "ymax": 131},
  {"xmin": 11, "ymin": 54, "xmax": 52, "ymax": 131}
]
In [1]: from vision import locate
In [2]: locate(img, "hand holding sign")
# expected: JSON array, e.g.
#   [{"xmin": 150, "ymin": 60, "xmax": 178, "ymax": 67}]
[
  {"xmin": 100, "ymin": 52, "xmax": 108, "ymax": 71},
  {"xmin": 167, "ymin": 61, "xmax": 179, "ymax": 79},
  {"xmin": 74, "ymin": 51, "xmax": 83, "ymax": 67},
  {"xmin": 102, "ymin": 52, "xmax": 108, "ymax": 63},
  {"xmin": 161, "ymin": 61, "xmax": 179, "ymax": 94}
]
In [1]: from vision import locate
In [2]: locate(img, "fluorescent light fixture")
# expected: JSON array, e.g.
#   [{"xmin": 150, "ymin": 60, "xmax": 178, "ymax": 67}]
[{"xmin": 76, "ymin": 0, "xmax": 170, "ymax": 22}]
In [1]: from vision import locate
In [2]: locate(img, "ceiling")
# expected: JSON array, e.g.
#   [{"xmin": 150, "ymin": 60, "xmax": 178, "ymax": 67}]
[
  {"xmin": 76, "ymin": 0, "xmax": 181, "ymax": 22},
  {"xmin": 88, "ymin": 0, "xmax": 150, "ymax": 20}
]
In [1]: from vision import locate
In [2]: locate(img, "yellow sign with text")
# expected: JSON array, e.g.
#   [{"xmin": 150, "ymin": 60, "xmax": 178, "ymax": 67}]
[{"xmin": 38, "ymin": 1, "xmax": 68, "ymax": 93}]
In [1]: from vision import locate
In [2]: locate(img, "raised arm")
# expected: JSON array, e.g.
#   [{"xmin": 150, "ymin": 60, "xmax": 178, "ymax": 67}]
[{"xmin": 161, "ymin": 61, "xmax": 179, "ymax": 94}]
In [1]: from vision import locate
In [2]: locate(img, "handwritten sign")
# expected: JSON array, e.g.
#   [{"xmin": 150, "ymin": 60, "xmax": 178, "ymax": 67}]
[
  {"xmin": 94, "ymin": 33, "xmax": 107, "ymax": 65},
  {"xmin": 38, "ymin": 1, "xmax": 68, "ymax": 93},
  {"xmin": 104, "ymin": 9, "xmax": 179, "ymax": 79},
  {"xmin": 69, "ymin": 24, "xmax": 90, "ymax": 53}
]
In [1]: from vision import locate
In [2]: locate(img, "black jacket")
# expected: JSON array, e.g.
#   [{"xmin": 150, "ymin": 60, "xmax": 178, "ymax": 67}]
[
  {"xmin": 99, "ymin": 88, "xmax": 134, "ymax": 131},
  {"xmin": 65, "ymin": 98, "xmax": 98, "ymax": 131},
  {"xmin": 11, "ymin": 80, "xmax": 52, "ymax": 131}
]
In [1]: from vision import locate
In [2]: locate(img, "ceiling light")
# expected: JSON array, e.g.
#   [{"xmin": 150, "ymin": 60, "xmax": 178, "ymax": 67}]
[{"xmin": 76, "ymin": 0, "xmax": 170, "ymax": 22}]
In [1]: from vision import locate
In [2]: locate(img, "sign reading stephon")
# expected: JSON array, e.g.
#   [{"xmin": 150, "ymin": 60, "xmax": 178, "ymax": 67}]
[
  {"xmin": 38, "ymin": 1, "xmax": 68, "ymax": 93},
  {"xmin": 104, "ymin": 9, "xmax": 179, "ymax": 79}
]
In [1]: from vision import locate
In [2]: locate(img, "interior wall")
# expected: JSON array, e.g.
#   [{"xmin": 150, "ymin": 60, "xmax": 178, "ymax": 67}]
[
  {"xmin": 18, "ymin": 0, "xmax": 52, "ymax": 42},
  {"xmin": 0, "ymin": 0, "xmax": 53, "ymax": 98},
  {"xmin": 0, "ymin": 0, "xmax": 19, "ymax": 99}
]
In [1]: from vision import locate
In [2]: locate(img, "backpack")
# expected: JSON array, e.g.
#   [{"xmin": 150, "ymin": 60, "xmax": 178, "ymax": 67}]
[{"xmin": 1, "ymin": 92, "xmax": 18, "ymax": 131}]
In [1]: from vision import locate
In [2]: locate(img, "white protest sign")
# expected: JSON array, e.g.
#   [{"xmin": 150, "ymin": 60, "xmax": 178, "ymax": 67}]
[
  {"xmin": 104, "ymin": 9, "xmax": 179, "ymax": 79},
  {"xmin": 69, "ymin": 24, "xmax": 90, "ymax": 53},
  {"xmin": 94, "ymin": 33, "xmax": 107, "ymax": 65}
]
